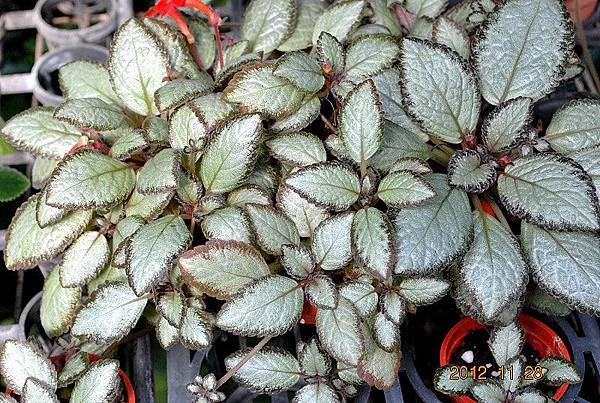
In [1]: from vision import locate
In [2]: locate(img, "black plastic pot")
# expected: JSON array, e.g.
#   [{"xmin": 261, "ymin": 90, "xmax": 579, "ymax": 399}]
[
  {"xmin": 31, "ymin": 43, "xmax": 108, "ymax": 106},
  {"xmin": 33, "ymin": 0, "xmax": 118, "ymax": 49}
]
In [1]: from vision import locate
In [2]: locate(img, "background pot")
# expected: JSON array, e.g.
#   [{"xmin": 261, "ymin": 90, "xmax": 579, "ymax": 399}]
[
  {"xmin": 567, "ymin": 0, "xmax": 598, "ymax": 22},
  {"xmin": 31, "ymin": 43, "xmax": 108, "ymax": 106},
  {"xmin": 439, "ymin": 314, "xmax": 572, "ymax": 403},
  {"xmin": 33, "ymin": 0, "xmax": 118, "ymax": 49}
]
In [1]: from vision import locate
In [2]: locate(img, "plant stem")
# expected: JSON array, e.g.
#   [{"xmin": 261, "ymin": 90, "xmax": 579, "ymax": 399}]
[
  {"xmin": 320, "ymin": 113, "xmax": 337, "ymax": 133},
  {"xmin": 469, "ymin": 193, "xmax": 483, "ymax": 213},
  {"xmin": 574, "ymin": 0, "xmax": 600, "ymax": 92},
  {"xmin": 215, "ymin": 336, "xmax": 272, "ymax": 390}
]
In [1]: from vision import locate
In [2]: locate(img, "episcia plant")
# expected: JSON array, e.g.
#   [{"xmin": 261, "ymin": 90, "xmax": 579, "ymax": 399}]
[
  {"xmin": 0, "ymin": 0, "xmax": 598, "ymax": 400},
  {"xmin": 434, "ymin": 322, "xmax": 581, "ymax": 402}
]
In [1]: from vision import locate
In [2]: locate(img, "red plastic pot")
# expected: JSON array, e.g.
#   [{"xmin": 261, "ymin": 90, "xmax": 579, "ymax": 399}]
[
  {"xmin": 439, "ymin": 314, "xmax": 572, "ymax": 403},
  {"xmin": 566, "ymin": 0, "xmax": 598, "ymax": 22},
  {"xmin": 5, "ymin": 353, "xmax": 135, "ymax": 403}
]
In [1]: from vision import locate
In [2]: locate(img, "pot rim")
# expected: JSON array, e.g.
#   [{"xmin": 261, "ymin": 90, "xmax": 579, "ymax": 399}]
[{"xmin": 439, "ymin": 313, "xmax": 572, "ymax": 403}]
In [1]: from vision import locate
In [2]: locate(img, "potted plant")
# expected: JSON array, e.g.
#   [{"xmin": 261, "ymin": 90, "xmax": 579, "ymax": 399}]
[
  {"xmin": 0, "ymin": 0, "xmax": 599, "ymax": 401},
  {"xmin": 435, "ymin": 318, "xmax": 581, "ymax": 402}
]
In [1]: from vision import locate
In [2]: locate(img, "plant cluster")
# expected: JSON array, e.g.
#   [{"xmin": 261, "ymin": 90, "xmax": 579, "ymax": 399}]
[
  {"xmin": 0, "ymin": 0, "xmax": 599, "ymax": 401},
  {"xmin": 435, "ymin": 322, "xmax": 581, "ymax": 402}
]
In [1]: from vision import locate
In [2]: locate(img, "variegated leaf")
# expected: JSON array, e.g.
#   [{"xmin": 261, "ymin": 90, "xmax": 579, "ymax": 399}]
[
  {"xmin": 497, "ymin": 154, "xmax": 600, "ymax": 232},
  {"xmin": 223, "ymin": 64, "xmax": 305, "ymax": 119},
  {"xmin": 380, "ymin": 291, "xmax": 405, "ymax": 325},
  {"xmin": 0, "ymin": 341, "xmax": 57, "ymax": 394},
  {"xmin": 473, "ymin": 0, "xmax": 572, "ymax": 104},
  {"xmin": 306, "ymin": 274, "xmax": 338, "ymax": 309},
  {"xmin": 168, "ymin": 104, "xmax": 208, "ymax": 151},
  {"xmin": 373, "ymin": 311, "xmax": 401, "ymax": 352},
  {"xmin": 108, "ymin": 18, "xmax": 168, "ymax": 115},
  {"xmin": 179, "ymin": 300, "xmax": 213, "ymax": 349},
  {"xmin": 471, "ymin": 380, "xmax": 505, "ymax": 402},
  {"xmin": 246, "ymin": 204, "xmax": 300, "ymax": 255},
  {"xmin": 57, "ymin": 352, "xmax": 89, "ymax": 387},
  {"xmin": 70, "ymin": 359, "xmax": 120, "ymax": 403},
  {"xmin": 35, "ymin": 188, "xmax": 67, "ymax": 229},
  {"xmin": 186, "ymin": 13, "xmax": 216, "ymax": 70},
  {"xmin": 156, "ymin": 291, "xmax": 185, "ymax": 327},
  {"xmin": 71, "ymin": 282, "xmax": 147, "ymax": 343},
  {"xmin": 371, "ymin": 69, "xmax": 425, "ymax": 136},
  {"xmin": 143, "ymin": 116, "xmax": 169, "ymax": 144},
  {"xmin": 434, "ymin": 364, "xmax": 473, "ymax": 395},
  {"xmin": 448, "ymin": 150, "xmax": 498, "ymax": 193},
  {"xmin": 110, "ymin": 129, "xmax": 147, "ymax": 160},
  {"xmin": 216, "ymin": 275, "xmax": 303, "ymax": 336},
  {"xmin": 339, "ymin": 281, "xmax": 378, "ymax": 318},
  {"xmin": 432, "ymin": 17, "xmax": 470, "ymax": 59},
  {"xmin": 274, "ymin": 51, "xmax": 325, "ymax": 93},
  {"xmin": 339, "ymin": 80, "xmax": 384, "ymax": 165},
  {"xmin": 482, "ymin": 97, "xmax": 532, "ymax": 152},
  {"xmin": 126, "ymin": 215, "xmax": 191, "ymax": 296},
  {"xmin": 59, "ymin": 231, "xmax": 109, "ymax": 287},
  {"xmin": 397, "ymin": 277, "xmax": 450, "ymax": 306},
  {"xmin": 225, "ymin": 347, "xmax": 301, "ymax": 394},
  {"xmin": 459, "ymin": 211, "xmax": 528, "ymax": 321},
  {"xmin": 276, "ymin": 186, "xmax": 330, "ymax": 237},
  {"xmin": 176, "ymin": 172, "xmax": 202, "ymax": 205},
  {"xmin": 154, "ymin": 78, "xmax": 213, "ymax": 112},
  {"xmin": 180, "ymin": 240, "xmax": 269, "ymax": 299},
  {"xmin": 241, "ymin": 0, "xmax": 297, "ymax": 53},
  {"xmin": 294, "ymin": 383, "xmax": 340, "ymax": 403},
  {"xmin": 368, "ymin": 121, "xmax": 430, "ymax": 173},
  {"xmin": 569, "ymin": 146, "xmax": 600, "ymax": 199},
  {"xmin": 312, "ymin": 212, "xmax": 355, "ymax": 271},
  {"xmin": 316, "ymin": 32, "xmax": 345, "ymax": 76},
  {"xmin": 125, "ymin": 188, "xmax": 173, "ymax": 220},
  {"xmin": 199, "ymin": 114, "xmax": 262, "ymax": 194},
  {"xmin": 538, "ymin": 357, "xmax": 581, "ymax": 385},
  {"xmin": 488, "ymin": 322, "xmax": 524, "ymax": 366},
  {"xmin": 514, "ymin": 390, "xmax": 550, "ymax": 403},
  {"xmin": 270, "ymin": 95, "xmax": 321, "ymax": 133},
  {"xmin": 22, "ymin": 378, "xmax": 58, "ymax": 403},
  {"xmin": 377, "ymin": 170, "xmax": 435, "ymax": 207},
  {"xmin": 58, "ymin": 60, "xmax": 121, "ymax": 105},
  {"xmin": 189, "ymin": 93, "xmax": 237, "ymax": 130},
  {"xmin": 297, "ymin": 338, "xmax": 331, "ymax": 377},
  {"xmin": 544, "ymin": 99, "xmax": 600, "ymax": 153},
  {"xmin": 405, "ymin": 0, "xmax": 448, "ymax": 18},
  {"xmin": 352, "ymin": 207, "xmax": 394, "ymax": 280},
  {"xmin": 281, "ymin": 244, "xmax": 315, "ymax": 279},
  {"xmin": 526, "ymin": 286, "xmax": 571, "ymax": 317},
  {"xmin": 312, "ymin": 0, "xmax": 366, "ymax": 44},
  {"xmin": 389, "ymin": 158, "xmax": 432, "ymax": 175},
  {"xmin": 228, "ymin": 185, "xmax": 270, "ymax": 207},
  {"xmin": 400, "ymin": 38, "xmax": 480, "ymax": 143},
  {"xmin": 345, "ymin": 34, "xmax": 400, "ymax": 83},
  {"xmin": 267, "ymin": 132, "xmax": 327, "ymax": 167},
  {"xmin": 156, "ymin": 316, "xmax": 179, "ymax": 350},
  {"xmin": 393, "ymin": 174, "xmax": 473, "ymax": 275},
  {"xmin": 358, "ymin": 320, "xmax": 401, "ymax": 389},
  {"xmin": 4, "ymin": 194, "xmax": 92, "ymax": 270},
  {"xmin": 137, "ymin": 148, "xmax": 179, "ymax": 194},
  {"xmin": 278, "ymin": 0, "xmax": 328, "ymax": 51},
  {"xmin": 316, "ymin": 297, "xmax": 364, "ymax": 366},
  {"xmin": 0, "ymin": 108, "xmax": 80, "ymax": 159},
  {"xmin": 285, "ymin": 163, "xmax": 360, "ymax": 211},
  {"xmin": 46, "ymin": 150, "xmax": 136, "ymax": 210},
  {"xmin": 54, "ymin": 98, "xmax": 127, "ymax": 131},
  {"xmin": 201, "ymin": 207, "xmax": 253, "ymax": 243},
  {"xmin": 32, "ymin": 158, "xmax": 59, "ymax": 190},
  {"xmin": 521, "ymin": 222, "xmax": 600, "ymax": 315},
  {"xmin": 41, "ymin": 266, "xmax": 81, "ymax": 337}
]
